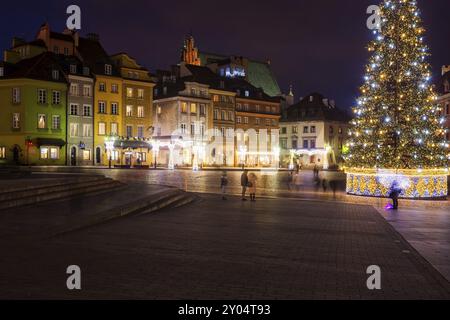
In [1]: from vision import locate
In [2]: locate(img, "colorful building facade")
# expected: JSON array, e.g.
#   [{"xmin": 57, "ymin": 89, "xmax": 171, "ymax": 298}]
[
  {"xmin": 110, "ymin": 53, "xmax": 155, "ymax": 167},
  {"xmin": 0, "ymin": 53, "xmax": 67, "ymax": 165}
]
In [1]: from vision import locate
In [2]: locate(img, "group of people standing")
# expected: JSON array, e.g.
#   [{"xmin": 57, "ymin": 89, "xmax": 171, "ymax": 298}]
[{"xmin": 220, "ymin": 170, "xmax": 258, "ymax": 201}]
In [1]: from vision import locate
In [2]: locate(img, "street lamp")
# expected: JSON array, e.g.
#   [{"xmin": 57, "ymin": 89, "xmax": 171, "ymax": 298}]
[{"xmin": 152, "ymin": 140, "xmax": 160, "ymax": 169}]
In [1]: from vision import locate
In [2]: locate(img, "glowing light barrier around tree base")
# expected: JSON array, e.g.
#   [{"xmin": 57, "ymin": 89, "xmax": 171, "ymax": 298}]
[{"xmin": 345, "ymin": 168, "xmax": 449, "ymax": 199}]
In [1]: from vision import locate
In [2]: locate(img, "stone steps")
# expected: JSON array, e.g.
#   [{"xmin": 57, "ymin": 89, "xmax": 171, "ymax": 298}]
[
  {"xmin": 0, "ymin": 176, "xmax": 124, "ymax": 210},
  {"xmin": 51, "ymin": 188, "xmax": 196, "ymax": 237}
]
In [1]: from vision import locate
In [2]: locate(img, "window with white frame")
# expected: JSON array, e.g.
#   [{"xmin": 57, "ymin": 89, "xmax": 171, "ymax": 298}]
[
  {"xmin": 221, "ymin": 110, "xmax": 227, "ymax": 121},
  {"xmin": 200, "ymin": 104, "xmax": 206, "ymax": 116},
  {"xmin": 98, "ymin": 122, "xmax": 106, "ymax": 135},
  {"xmin": 12, "ymin": 88, "xmax": 21, "ymax": 104},
  {"xmin": 110, "ymin": 122, "xmax": 118, "ymax": 136},
  {"xmin": 137, "ymin": 106, "xmax": 144, "ymax": 118},
  {"xmin": 70, "ymin": 83, "xmax": 78, "ymax": 96},
  {"xmin": 70, "ymin": 64, "xmax": 77, "ymax": 74},
  {"xmin": 40, "ymin": 147, "xmax": 59, "ymax": 160},
  {"xmin": 111, "ymin": 103, "xmax": 118, "ymax": 115},
  {"xmin": 83, "ymin": 124, "xmax": 92, "ymax": 137},
  {"xmin": 190, "ymin": 103, "xmax": 197, "ymax": 114},
  {"xmin": 244, "ymin": 117, "xmax": 249, "ymax": 124},
  {"xmin": 52, "ymin": 115, "xmax": 61, "ymax": 130},
  {"xmin": 38, "ymin": 114, "xmax": 46, "ymax": 129},
  {"xmin": 52, "ymin": 70, "xmax": 59, "ymax": 80},
  {"xmin": 83, "ymin": 105, "xmax": 91, "ymax": 117},
  {"xmin": 0, "ymin": 67, "xmax": 4, "ymax": 77},
  {"xmin": 255, "ymin": 118, "xmax": 260, "ymax": 125},
  {"xmin": 99, "ymin": 101, "xmax": 106, "ymax": 114},
  {"xmin": 105, "ymin": 64, "xmax": 112, "ymax": 75},
  {"xmin": 70, "ymin": 123, "xmax": 79, "ymax": 137},
  {"xmin": 214, "ymin": 109, "xmax": 219, "ymax": 120},
  {"xmin": 236, "ymin": 116, "xmax": 242, "ymax": 124},
  {"xmin": 12, "ymin": 113, "xmax": 20, "ymax": 129},
  {"xmin": 52, "ymin": 91, "xmax": 61, "ymax": 105},
  {"xmin": 111, "ymin": 84, "xmax": 119, "ymax": 93},
  {"xmin": 38, "ymin": 89, "xmax": 47, "ymax": 104},
  {"xmin": 126, "ymin": 105, "xmax": 133, "ymax": 117},
  {"xmin": 70, "ymin": 104, "xmax": 79, "ymax": 116},
  {"xmin": 311, "ymin": 126, "xmax": 316, "ymax": 134},
  {"xmin": 266, "ymin": 119, "xmax": 271, "ymax": 126},
  {"xmin": 99, "ymin": 83, "xmax": 106, "ymax": 92},
  {"xmin": 228, "ymin": 111, "xmax": 234, "ymax": 121},
  {"xmin": 181, "ymin": 123, "xmax": 187, "ymax": 134},
  {"xmin": 137, "ymin": 89, "xmax": 144, "ymax": 99},
  {"xmin": 83, "ymin": 85, "xmax": 92, "ymax": 97}
]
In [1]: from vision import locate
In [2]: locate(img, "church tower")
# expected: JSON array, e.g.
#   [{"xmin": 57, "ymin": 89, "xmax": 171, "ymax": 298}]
[{"xmin": 181, "ymin": 35, "xmax": 201, "ymax": 66}]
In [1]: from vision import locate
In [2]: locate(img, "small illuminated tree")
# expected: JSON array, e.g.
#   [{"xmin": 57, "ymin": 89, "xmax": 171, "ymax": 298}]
[{"xmin": 345, "ymin": 0, "xmax": 447, "ymax": 170}]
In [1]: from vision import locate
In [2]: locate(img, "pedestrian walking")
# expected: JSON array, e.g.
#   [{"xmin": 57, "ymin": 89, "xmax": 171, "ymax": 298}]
[
  {"xmin": 241, "ymin": 170, "xmax": 249, "ymax": 201},
  {"xmin": 329, "ymin": 179, "xmax": 337, "ymax": 198},
  {"xmin": 287, "ymin": 171, "xmax": 294, "ymax": 190},
  {"xmin": 322, "ymin": 179, "xmax": 328, "ymax": 193},
  {"xmin": 220, "ymin": 171, "xmax": 228, "ymax": 200},
  {"xmin": 248, "ymin": 173, "xmax": 258, "ymax": 202},
  {"xmin": 313, "ymin": 165, "xmax": 319, "ymax": 179}
]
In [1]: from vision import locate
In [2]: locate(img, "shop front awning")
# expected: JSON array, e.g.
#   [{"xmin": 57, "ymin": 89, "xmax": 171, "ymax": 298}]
[
  {"xmin": 36, "ymin": 138, "xmax": 66, "ymax": 148},
  {"xmin": 114, "ymin": 140, "xmax": 152, "ymax": 150}
]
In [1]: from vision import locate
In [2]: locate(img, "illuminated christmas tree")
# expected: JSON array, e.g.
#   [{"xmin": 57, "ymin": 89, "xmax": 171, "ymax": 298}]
[{"xmin": 345, "ymin": 0, "xmax": 448, "ymax": 170}]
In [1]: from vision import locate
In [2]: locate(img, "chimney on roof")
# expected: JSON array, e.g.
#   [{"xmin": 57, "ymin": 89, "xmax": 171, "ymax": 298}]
[
  {"xmin": 323, "ymin": 98, "xmax": 329, "ymax": 106},
  {"xmin": 87, "ymin": 33, "xmax": 99, "ymax": 42},
  {"xmin": 442, "ymin": 65, "xmax": 450, "ymax": 76},
  {"xmin": 329, "ymin": 100, "xmax": 336, "ymax": 108},
  {"xmin": 266, "ymin": 59, "xmax": 271, "ymax": 65}
]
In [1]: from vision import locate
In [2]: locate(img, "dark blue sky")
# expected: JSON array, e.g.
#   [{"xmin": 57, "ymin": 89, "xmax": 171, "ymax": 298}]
[{"xmin": 1, "ymin": 0, "xmax": 449, "ymax": 108}]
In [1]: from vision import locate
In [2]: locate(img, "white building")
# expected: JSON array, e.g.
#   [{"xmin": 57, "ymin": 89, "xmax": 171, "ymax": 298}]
[{"xmin": 279, "ymin": 93, "xmax": 351, "ymax": 169}]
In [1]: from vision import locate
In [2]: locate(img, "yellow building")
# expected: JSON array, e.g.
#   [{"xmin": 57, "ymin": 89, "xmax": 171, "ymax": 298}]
[
  {"xmin": 111, "ymin": 53, "xmax": 155, "ymax": 167},
  {"xmin": 93, "ymin": 73, "xmax": 123, "ymax": 166}
]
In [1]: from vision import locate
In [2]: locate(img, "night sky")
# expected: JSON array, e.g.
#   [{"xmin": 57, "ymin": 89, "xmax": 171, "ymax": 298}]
[{"xmin": 1, "ymin": 0, "xmax": 449, "ymax": 109}]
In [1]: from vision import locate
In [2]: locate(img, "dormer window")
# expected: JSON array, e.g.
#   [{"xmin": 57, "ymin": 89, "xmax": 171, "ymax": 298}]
[
  {"xmin": 70, "ymin": 65, "xmax": 77, "ymax": 74},
  {"xmin": 0, "ymin": 67, "xmax": 4, "ymax": 77},
  {"xmin": 245, "ymin": 90, "xmax": 250, "ymax": 97},
  {"xmin": 163, "ymin": 87, "xmax": 167, "ymax": 95},
  {"xmin": 105, "ymin": 64, "xmax": 112, "ymax": 75},
  {"xmin": 83, "ymin": 67, "xmax": 90, "ymax": 76},
  {"xmin": 52, "ymin": 70, "xmax": 59, "ymax": 80},
  {"xmin": 309, "ymin": 96, "xmax": 314, "ymax": 102},
  {"xmin": 220, "ymin": 81, "xmax": 225, "ymax": 89}
]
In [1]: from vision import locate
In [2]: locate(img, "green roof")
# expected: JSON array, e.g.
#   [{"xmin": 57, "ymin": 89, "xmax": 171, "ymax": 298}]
[{"xmin": 199, "ymin": 52, "xmax": 281, "ymax": 97}]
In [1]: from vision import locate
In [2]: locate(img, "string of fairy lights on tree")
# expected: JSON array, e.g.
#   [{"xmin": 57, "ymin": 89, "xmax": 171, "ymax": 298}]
[{"xmin": 344, "ymin": 0, "xmax": 448, "ymax": 170}]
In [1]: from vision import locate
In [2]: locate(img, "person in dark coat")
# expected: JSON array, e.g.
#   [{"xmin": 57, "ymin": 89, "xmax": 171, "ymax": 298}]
[
  {"xmin": 241, "ymin": 170, "xmax": 249, "ymax": 201},
  {"xmin": 220, "ymin": 171, "xmax": 228, "ymax": 200},
  {"xmin": 389, "ymin": 181, "xmax": 402, "ymax": 210}
]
